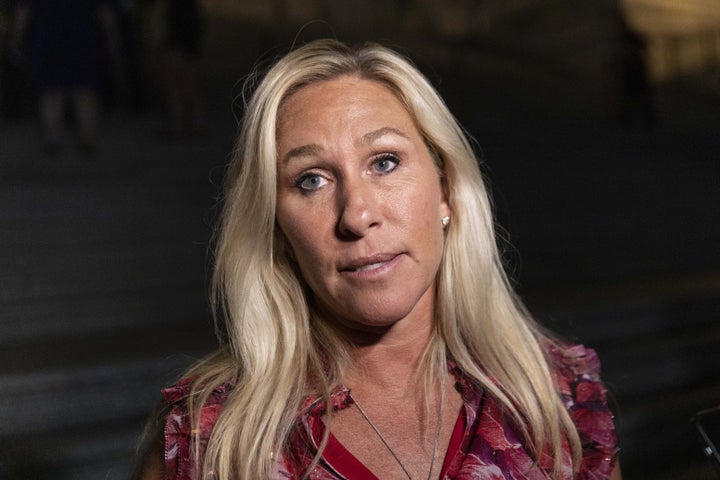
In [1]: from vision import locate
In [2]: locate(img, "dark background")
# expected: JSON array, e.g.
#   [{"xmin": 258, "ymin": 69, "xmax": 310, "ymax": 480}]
[{"xmin": 1, "ymin": 1, "xmax": 719, "ymax": 478}]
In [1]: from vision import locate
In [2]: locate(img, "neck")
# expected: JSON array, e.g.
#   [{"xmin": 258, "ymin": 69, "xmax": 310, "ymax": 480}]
[
  {"xmin": 313, "ymin": 286, "xmax": 438, "ymax": 392},
  {"xmin": 344, "ymin": 320, "xmax": 434, "ymax": 395}
]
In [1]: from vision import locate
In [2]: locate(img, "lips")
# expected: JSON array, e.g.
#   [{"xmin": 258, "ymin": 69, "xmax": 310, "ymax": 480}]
[
  {"xmin": 354, "ymin": 262, "xmax": 387, "ymax": 272},
  {"xmin": 339, "ymin": 253, "xmax": 400, "ymax": 273}
]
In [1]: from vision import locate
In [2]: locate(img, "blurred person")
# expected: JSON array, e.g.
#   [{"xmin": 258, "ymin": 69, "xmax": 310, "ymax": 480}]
[
  {"xmin": 10, "ymin": 0, "xmax": 123, "ymax": 154},
  {"xmin": 154, "ymin": 0, "xmax": 204, "ymax": 137},
  {"xmin": 1, "ymin": 0, "xmax": 33, "ymax": 119},
  {"xmin": 115, "ymin": 0, "xmax": 149, "ymax": 110},
  {"xmin": 135, "ymin": 39, "xmax": 621, "ymax": 480},
  {"xmin": 615, "ymin": 6, "xmax": 656, "ymax": 128}
]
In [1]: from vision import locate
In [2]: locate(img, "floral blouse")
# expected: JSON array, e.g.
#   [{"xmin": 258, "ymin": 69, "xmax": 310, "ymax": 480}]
[{"xmin": 162, "ymin": 343, "xmax": 618, "ymax": 479}]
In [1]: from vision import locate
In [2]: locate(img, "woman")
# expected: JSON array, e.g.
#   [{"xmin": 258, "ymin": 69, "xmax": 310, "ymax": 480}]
[{"xmin": 137, "ymin": 39, "xmax": 620, "ymax": 479}]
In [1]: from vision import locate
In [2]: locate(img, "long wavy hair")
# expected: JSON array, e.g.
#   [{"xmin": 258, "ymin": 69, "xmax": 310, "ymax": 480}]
[{"xmin": 183, "ymin": 39, "xmax": 581, "ymax": 479}]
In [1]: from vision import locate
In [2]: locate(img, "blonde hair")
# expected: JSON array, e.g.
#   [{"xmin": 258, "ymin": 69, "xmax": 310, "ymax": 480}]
[{"xmin": 184, "ymin": 39, "xmax": 581, "ymax": 479}]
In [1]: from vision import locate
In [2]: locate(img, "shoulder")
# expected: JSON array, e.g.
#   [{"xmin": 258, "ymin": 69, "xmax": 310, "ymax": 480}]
[
  {"xmin": 545, "ymin": 340, "xmax": 619, "ymax": 478},
  {"xmin": 546, "ymin": 342, "xmax": 602, "ymax": 390},
  {"xmin": 161, "ymin": 378, "xmax": 235, "ymax": 480},
  {"xmin": 163, "ymin": 376, "xmax": 234, "ymax": 407},
  {"xmin": 162, "ymin": 376, "xmax": 235, "ymax": 438},
  {"xmin": 544, "ymin": 341, "xmax": 610, "ymax": 412}
]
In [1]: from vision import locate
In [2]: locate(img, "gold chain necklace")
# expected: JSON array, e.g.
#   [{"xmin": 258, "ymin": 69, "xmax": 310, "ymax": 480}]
[{"xmin": 351, "ymin": 387, "xmax": 444, "ymax": 480}]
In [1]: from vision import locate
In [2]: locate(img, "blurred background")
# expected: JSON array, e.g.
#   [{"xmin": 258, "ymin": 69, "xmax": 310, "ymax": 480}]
[{"xmin": 1, "ymin": 0, "xmax": 719, "ymax": 478}]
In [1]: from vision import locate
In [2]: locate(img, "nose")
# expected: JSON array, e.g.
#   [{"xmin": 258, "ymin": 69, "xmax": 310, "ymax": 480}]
[{"xmin": 337, "ymin": 177, "xmax": 381, "ymax": 238}]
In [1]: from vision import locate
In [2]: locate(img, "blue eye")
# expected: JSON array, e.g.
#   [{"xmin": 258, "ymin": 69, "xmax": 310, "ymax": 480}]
[
  {"xmin": 373, "ymin": 154, "xmax": 399, "ymax": 174},
  {"xmin": 296, "ymin": 173, "xmax": 327, "ymax": 192}
]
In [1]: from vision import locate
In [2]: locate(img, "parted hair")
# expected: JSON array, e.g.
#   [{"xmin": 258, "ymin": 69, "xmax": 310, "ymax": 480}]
[{"xmin": 181, "ymin": 39, "xmax": 581, "ymax": 479}]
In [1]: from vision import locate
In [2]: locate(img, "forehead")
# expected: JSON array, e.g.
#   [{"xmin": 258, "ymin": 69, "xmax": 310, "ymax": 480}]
[{"xmin": 276, "ymin": 76, "xmax": 416, "ymax": 138}]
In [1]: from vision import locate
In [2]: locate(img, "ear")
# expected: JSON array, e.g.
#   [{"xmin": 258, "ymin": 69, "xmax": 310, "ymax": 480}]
[{"xmin": 439, "ymin": 176, "xmax": 451, "ymax": 221}]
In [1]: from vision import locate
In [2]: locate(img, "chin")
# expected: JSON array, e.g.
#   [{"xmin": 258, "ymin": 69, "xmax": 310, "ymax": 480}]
[
  {"xmin": 311, "ymin": 282, "xmax": 436, "ymax": 335},
  {"xmin": 331, "ymin": 300, "xmax": 421, "ymax": 331}
]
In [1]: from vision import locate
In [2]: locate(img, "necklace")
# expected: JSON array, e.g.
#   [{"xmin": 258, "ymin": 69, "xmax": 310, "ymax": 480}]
[{"xmin": 351, "ymin": 387, "xmax": 444, "ymax": 480}]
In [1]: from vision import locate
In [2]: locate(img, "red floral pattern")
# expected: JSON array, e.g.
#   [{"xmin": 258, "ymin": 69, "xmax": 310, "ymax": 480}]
[
  {"xmin": 163, "ymin": 379, "xmax": 232, "ymax": 480},
  {"xmin": 162, "ymin": 343, "xmax": 617, "ymax": 479}
]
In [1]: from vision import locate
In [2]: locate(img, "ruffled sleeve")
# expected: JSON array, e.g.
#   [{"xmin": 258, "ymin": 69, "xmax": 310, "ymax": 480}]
[
  {"xmin": 161, "ymin": 378, "xmax": 231, "ymax": 480},
  {"xmin": 548, "ymin": 343, "xmax": 619, "ymax": 479}
]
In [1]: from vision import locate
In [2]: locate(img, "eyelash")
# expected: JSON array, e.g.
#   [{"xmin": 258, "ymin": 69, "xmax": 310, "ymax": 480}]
[
  {"xmin": 372, "ymin": 153, "xmax": 400, "ymax": 173},
  {"xmin": 292, "ymin": 153, "xmax": 401, "ymax": 193},
  {"xmin": 294, "ymin": 172, "xmax": 326, "ymax": 192}
]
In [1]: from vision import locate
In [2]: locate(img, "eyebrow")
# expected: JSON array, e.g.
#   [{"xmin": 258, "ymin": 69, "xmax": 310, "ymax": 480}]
[
  {"xmin": 362, "ymin": 126, "xmax": 410, "ymax": 144},
  {"xmin": 282, "ymin": 144, "xmax": 323, "ymax": 165},
  {"xmin": 281, "ymin": 127, "xmax": 411, "ymax": 165}
]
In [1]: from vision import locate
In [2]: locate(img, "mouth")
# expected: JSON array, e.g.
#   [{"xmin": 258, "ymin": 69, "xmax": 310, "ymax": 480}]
[
  {"xmin": 340, "ymin": 253, "xmax": 400, "ymax": 273},
  {"xmin": 354, "ymin": 261, "xmax": 388, "ymax": 272}
]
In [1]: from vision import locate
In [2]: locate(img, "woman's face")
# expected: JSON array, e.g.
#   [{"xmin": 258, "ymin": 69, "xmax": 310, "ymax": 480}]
[{"xmin": 275, "ymin": 75, "xmax": 450, "ymax": 334}]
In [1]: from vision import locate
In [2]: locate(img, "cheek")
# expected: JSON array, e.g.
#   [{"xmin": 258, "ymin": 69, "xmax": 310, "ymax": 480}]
[
  {"xmin": 277, "ymin": 204, "xmax": 327, "ymax": 273},
  {"xmin": 400, "ymin": 182, "xmax": 443, "ymax": 226},
  {"xmin": 404, "ymin": 185, "xmax": 446, "ymax": 254}
]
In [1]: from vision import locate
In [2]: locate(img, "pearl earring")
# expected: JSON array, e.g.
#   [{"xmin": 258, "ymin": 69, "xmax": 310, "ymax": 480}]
[{"xmin": 441, "ymin": 216, "xmax": 450, "ymax": 227}]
